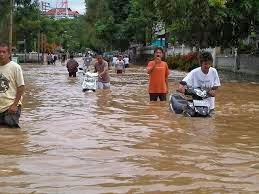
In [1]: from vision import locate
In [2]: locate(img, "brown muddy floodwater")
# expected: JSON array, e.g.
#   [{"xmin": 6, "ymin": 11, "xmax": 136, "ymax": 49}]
[{"xmin": 0, "ymin": 61, "xmax": 259, "ymax": 194}]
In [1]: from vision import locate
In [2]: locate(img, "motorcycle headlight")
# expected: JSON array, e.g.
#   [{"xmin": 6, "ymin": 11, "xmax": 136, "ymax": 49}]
[{"xmin": 194, "ymin": 89, "xmax": 207, "ymax": 98}]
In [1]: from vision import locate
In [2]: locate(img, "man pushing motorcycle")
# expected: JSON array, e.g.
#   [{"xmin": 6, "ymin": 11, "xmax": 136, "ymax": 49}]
[{"xmin": 177, "ymin": 51, "xmax": 221, "ymax": 111}]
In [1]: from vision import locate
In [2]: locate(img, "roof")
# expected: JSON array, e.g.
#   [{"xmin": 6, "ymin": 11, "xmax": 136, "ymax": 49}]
[{"xmin": 45, "ymin": 8, "xmax": 79, "ymax": 17}]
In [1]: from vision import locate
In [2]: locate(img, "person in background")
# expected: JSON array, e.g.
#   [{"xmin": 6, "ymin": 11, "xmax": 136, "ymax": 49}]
[
  {"xmin": 177, "ymin": 51, "xmax": 220, "ymax": 111},
  {"xmin": 115, "ymin": 55, "xmax": 125, "ymax": 74},
  {"xmin": 147, "ymin": 47, "xmax": 169, "ymax": 101},
  {"xmin": 47, "ymin": 53, "xmax": 53, "ymax": 65},
  {"xmin": 112, "ymin": 55, "xmax": 118, "ymax": 67},
  {"xmin": 0, "ymin": 43, "xmax": 25, "ymax": 128},
  {"xmin": 53, "ymin": 54, "xmax": 58, "ymax": 65},
  {"xmin": 123, "ymin": 55, "xmax": 130, "ymax": 68},
  {"xmin": 83, "ymin": 52, "xmax": 92, "ymax": 72},
  {"xmin": 66, "ymin": 54, "xmax": 79, "ymax": 77},
  {"xmin": 61, "ymin": 52, "xmax": 66, "ymax": 65},
  {"xmin": 94, "ymin": 54, "xmax": 110, "ymax": 89}
]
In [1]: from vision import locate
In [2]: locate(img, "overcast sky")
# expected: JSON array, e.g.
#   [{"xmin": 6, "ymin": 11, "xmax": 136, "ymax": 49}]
[{"xmin": 48, "ymin": 0, "xmax": 86, "ymax": 14}]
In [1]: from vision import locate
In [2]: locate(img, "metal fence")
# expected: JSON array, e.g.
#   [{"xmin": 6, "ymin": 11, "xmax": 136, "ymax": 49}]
[{"xmin": 13, "ymin": 53, "xmax": 43, "ymax": 63}]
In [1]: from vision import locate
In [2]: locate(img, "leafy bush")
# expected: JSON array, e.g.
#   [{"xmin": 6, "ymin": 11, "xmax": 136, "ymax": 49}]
[
  {"xmin": 239, "ymin": 43, "xmax": 257, "ymax": 54},
  {"xmin": 166, "ymin": 52, "xmax": 199, "ymax": 72}
]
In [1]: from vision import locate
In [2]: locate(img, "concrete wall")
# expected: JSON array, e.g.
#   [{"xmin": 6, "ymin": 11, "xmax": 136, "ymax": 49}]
[
  {"xmin": 167, "ymin": 46, "xmax": 192, "ymax": 56},
  {"xmin": 239, "ymin": 55, "xmax": 259, "ymax": 74},
  {"xmin": 14, "ymin": 53, "xmax": 43, "ymax": 63},
  {"xmin": 215, "ymin": 54, "xmax": 259, "ymax": 75},
  {"xmin": 215, "ymin": 55, "xmax": 236, "ymax": 70}
]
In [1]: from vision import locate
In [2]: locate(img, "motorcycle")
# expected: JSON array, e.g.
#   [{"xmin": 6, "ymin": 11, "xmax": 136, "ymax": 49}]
[
  {"xmin": 169, "ymin": 84, "xmax": 211, "ymax": 117},
  {"xmin": 82, "ymin": 72, "xmax": 98, "ymax": 92}
]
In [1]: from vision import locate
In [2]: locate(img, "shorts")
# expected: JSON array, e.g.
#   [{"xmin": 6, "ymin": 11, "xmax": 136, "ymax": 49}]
[
  {"xmin": 149, "ymin": 93, "xmax": 167, "ymax": 101},
  {"xmin": 117, "ymin": 70, "xmax": 123, "ymax": 74},
  {"xmin": 0, "ymin": 106, "xmax": 21, "ymax": 128},
  {"xmin": 97, "ymin": 82, "xmax": 110, "ymax": 89},
  {"xmin": 69, "ymin": 72, "xmax": 77, "ymax": 77},
  {"xmin": 83, "ymin": 65, "xmax": 90, "ymax": 72}
]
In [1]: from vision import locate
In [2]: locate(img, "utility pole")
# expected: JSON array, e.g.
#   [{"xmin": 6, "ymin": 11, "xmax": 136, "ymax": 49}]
[
  {"xmin": 9, "ymin": 0, "xmax": 14, "ymax": 54},
  {"xmin": 37, "ymin": 0, "xmax": 40, "ymax": 63}
]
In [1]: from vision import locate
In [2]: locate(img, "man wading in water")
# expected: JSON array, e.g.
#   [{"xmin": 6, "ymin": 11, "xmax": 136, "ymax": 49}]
[
  {"xmin": 177, "ymin": 51, "xmax": 221, "ymax": 112},
  {"xmin": 66, "ymin": 54, "xmax": 79, "ymax": 77},
  {"xmin": 94, "ymin": 55, "xmax": 110, "ymax": 89},
  {"xmin": 147, "ymin": 47, "xmax": 169, "ymax": 101},
  {"xmin": 0, "ymin": 43, "xmax": 25, "ymax": 128}
]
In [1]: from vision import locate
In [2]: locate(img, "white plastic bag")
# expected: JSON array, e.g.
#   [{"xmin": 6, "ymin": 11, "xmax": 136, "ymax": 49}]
[{"xmin": 82, "ymin": 72, "xmax": 98, "ymax": 91}]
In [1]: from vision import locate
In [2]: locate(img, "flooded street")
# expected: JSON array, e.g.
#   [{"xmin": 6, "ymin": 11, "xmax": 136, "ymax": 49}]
[{"xmin": 0, "ymin": 61, "xmax": 259, "ymax": 194}]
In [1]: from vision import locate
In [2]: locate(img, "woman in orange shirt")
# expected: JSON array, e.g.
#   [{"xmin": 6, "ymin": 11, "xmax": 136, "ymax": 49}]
[{"xmin": 147, "ymin": 47, "xmax": 169, "ymax": 101}]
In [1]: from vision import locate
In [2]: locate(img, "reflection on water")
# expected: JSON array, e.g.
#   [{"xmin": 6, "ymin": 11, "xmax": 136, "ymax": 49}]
[
  {"xmin": 0, "ymin": 127, "xmax": 29, "ymax": 193},
  {"xmin": 0, "ymin": 63, "xmax": 258, "ymax": 193}
]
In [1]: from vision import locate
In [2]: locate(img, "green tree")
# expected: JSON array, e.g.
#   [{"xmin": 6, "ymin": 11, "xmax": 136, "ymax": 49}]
[
  {"xmin": 153, "ymin": 0, "xmax": 259, "ymax": 48},
  {"xmin": 14, "ymin": 1, "xmax": 41, "ymax": 51},
  {"xmin": 0, "ymin": 0, "xmax": 10, "ymax": 42},
  {"xmin": 84, "ymin": 0, "xmax": 113, "ymax": 50}
]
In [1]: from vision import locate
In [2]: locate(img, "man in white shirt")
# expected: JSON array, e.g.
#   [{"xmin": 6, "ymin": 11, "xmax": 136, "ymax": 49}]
[
  {"xmin": 177, "ymin": 51, "xmax": 220, "ymax": 110},
  {"xmin": 115, "ymin": 55, "xmax": 125, "ymax": 74},
  {"xmin": 123, "ymin": 55, "xmax": 130, "ymax": 68},
  {"xmin": 83, "ymin": 53, "xmax": 92, "ymax": 72},
  {"xmin": 0, "ymin": 43, "xmax": 25, "ymax": 127},
  {"xmin": 112, "ymin": 55, "xmax": 118, "ymax": 67}
]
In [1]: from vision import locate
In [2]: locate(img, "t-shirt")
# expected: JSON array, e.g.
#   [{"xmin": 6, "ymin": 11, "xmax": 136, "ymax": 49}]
[
  {"xmin": 84, "ymin": 56, "xmax": 92, "ymax": 66},
  {"xmin": 112, "ymin": 57, "xmax": 117, "ymax": 64},
  {"xmin": 115, "ymin": 59, "xmax": 125, "ymax": 70},
  {"xmin": 47, "ymin": 54, "xmax": 52, "ymax": 62},
  {"xmin": 182, "ymin": 67, "xmax": 221, "ymax": 110},
  {"xmin": 94, "ymin": 60, "xmax": 110, "ymax": 83},
  {"xmin": 66, "ymin": 59, "xmax": 79, "ymax": 72},
  {"xmin": 147, "ymin": 60, "xmax": 169, "ymax": 94},
  {"xmin": 0, "ymin": 61, "xmax": 25, "ymax": 113},
  {"xmin": 123, "ymin": 57, "xmax": 129, "ymax": 64}
]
